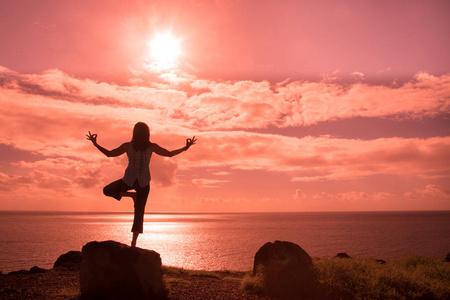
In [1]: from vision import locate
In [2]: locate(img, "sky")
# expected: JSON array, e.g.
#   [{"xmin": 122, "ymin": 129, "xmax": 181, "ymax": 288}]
[{"xmin": 0, "ymin": 0, "xmax": 449, "ymax": 212}]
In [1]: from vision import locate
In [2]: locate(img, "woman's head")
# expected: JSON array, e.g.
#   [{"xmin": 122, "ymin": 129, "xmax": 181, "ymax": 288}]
[{"xmin": 132, "ymin": 122, "xmax": 150, "ymax": 151}]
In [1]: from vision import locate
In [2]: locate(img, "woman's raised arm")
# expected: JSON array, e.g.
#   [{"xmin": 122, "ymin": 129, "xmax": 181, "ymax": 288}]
[
  {"xmin": 86, "ymin": 131, "xmax": 128, "ymax": 157},
  {"xmin": 152, "ymin": 136, "xmax": 197, "ymax": 157}
]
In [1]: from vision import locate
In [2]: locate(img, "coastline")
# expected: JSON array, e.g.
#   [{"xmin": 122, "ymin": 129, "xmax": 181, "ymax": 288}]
[
  {"xmin": 1, "ymin": 253, "xmax": 449, "ymax": 300},
  {"xmin": 1, "ymin": 266, "xmax": 268, "ymax": 300}
]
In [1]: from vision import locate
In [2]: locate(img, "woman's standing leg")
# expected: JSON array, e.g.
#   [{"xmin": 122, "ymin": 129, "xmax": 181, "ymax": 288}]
[
  {"xmin": 131, "ymin": 232, "xmax": 139, "ymax": 248},
  {"xmin": 131, "ymin": 182, "xmax": 150, "ymax": 247}
]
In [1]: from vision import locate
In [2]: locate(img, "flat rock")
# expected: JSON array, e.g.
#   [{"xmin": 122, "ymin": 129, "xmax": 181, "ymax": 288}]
[{"xmin": 80, "ymin": 240, "xmax": 168, "ymax": 299}]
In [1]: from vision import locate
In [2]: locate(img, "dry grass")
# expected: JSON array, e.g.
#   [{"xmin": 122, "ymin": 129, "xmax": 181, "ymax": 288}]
[
  {"xmin": 314, "ymin": 255, "xmax": 450, "ymax": 299},
  {"xmin": 240, "ymin": 255, "xmax": 450, "ymax": 299},
  {"xmin": 240, "ymin": 266, "xmax": 266, "ymax": 295}
]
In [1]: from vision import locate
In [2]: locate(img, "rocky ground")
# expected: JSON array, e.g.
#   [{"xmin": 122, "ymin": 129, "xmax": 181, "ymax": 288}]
[
  {"xmin": 0, "ymin": 267, "xmax": 270, "ymax": 300},
  {"xmin": 162, "ymin": 268, "xmax": 270, "ymax": 300},
  {"xmin": 0, "ymin": 268, "xmax": 80, "ymax": 300}
]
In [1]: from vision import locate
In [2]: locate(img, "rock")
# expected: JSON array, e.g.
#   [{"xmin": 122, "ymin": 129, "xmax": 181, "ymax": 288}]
[
  {"xmin": 376, "ymin": 259, "xmax": 386, "ymax": 264},
  {"xmin": 7, "ymin": 266, "xmax": 46, "ymax": 275},
  {"xmin": 445, "ymin": 253, "xmax": 450, "ymax": 262},
  {"xmin": 80, "ymin": 240, "xmax": 168, "ymax": 299},
  {"xmin": 253, "ymin": 240, "xmax": 317, "ymax": 298},
  {"xmin": 335, "ymin": 252, "xmax": 351, "ymax": 259},
  {"xmin": 7, "ymin": 269, "xmax": 29, "ymax": 276},
  {"xmin": 54, "ymin": 250, "xmax": 82, "ymax": 270},
  {"xmin": 29, "ymin": 266, "xmax": 46, "ymax": 274},
  {"xmin": 4, "ymin": 266, "xmax": 46, "ymax": 276}
]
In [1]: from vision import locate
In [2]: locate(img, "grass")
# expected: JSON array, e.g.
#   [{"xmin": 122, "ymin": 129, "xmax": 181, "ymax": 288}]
[
  {"xmin": 222, "ymin": 276, "xmax": 242, "ymax": 282},
  {"xmin": 47, "ymin": 286, "xmax": 79, "ymax": 298},
  {"xmin": 163, "ymin": 266, "xmax": 242, "ymax": 280},
  {"xmin": 163, "ymin": 276, "xmax": 189, "ymax": 284},
  {"xmin": 186, "ymin": 270, "xmax": 222, "ymax": 279},
  {"xmin": 240, "ymin": 255, "xmax": 450, "ymax": 299},
  {"xmin": 314, "ymin": 255, "xmax": 450, "ymax": 299},
  {"xmin": 162, "ymin": 266, "xmax": 183, "ymax": 275}
]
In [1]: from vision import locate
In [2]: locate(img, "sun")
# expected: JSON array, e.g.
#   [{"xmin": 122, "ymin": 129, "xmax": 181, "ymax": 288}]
[{"xmin": 147, "ymin": 33, "xmax": 182, "ymax": 70}]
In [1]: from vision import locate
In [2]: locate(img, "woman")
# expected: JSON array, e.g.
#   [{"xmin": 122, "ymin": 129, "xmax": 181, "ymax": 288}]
[{"xmin": 86, "ymin": 122, "xmax": 196, "ymax": 247}]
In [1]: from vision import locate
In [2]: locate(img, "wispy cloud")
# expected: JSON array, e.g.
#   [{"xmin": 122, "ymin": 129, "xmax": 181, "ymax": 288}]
[
  {"xmin": 292, "ymin": 185, "xmax": 450, "ymax": 211},
  {"xmin": 190, "ymin": 133, "xmax": 450, "ymax": 181}
]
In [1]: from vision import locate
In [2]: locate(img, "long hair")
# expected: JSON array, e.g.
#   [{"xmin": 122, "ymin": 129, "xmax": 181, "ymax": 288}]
[{"xmin": 131, "ymin": 122, "xmax": 150, "ymax": 151}]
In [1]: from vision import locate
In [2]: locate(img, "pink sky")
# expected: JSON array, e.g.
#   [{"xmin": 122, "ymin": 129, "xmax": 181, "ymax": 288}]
[{"xmin": 0, "ymin": 0, "xmax": 449, "ymax": 212}]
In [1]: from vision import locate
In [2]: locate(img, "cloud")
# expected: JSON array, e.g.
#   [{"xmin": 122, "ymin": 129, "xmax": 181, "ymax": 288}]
[
  {"xmin": 186, "ymin": 132, "xmax": 450, "ymax": 182},
  {"xmin": 191, "ymin": 178, "xmax": 230, "ymax": 188},
  {"xmin": 150, "ymin": 156, "xmax": 179, "ymax": 187},
  {"xmin": 406, "ymin": 184, "xmax": 450, "ymax": 199},
  {"xmin": 1, "ymin": 67, "xmax": 449, "ymax": 134},
  {"xmin": 210, "ymin": 171, "xmax": 230, "ymax": 176},
  {"xmin": 351, "ymin": 71, "xmax": 365, "ymax": 81},
  {"xmin": 294, "ymin": 189, "xmax": 306, "ymax": 201},
  {"xmin": 292, "ymin": 185, "xmax": 450, "ymax": 211},
  {"xmin": 1, "ymin": 66, "xmax": 449, "ymax": 211},
  {"xmin": 0, "ymin": 172, "xmax": 33, "ymax": 192}
]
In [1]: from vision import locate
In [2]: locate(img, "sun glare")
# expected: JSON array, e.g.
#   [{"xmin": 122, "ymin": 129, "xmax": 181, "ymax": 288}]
[{"xmin": 148, "ymin": 33, "xmax": 182, "ymax": 71}]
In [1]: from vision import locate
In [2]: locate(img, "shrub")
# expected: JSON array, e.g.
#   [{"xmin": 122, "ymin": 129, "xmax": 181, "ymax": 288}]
[{"xmin": 240, "ymin": 265, "xmax": 266, "ymax": 295}]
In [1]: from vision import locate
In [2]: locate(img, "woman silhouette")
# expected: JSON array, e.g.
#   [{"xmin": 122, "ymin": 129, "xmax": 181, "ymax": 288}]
[{"xmin": 86, "ymin": 122, "xmax": 196, "ymax": 247}]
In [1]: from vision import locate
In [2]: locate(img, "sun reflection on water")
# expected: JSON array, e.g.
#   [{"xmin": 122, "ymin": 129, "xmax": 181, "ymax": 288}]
[
  {"xmin": 73, "ymin": 213, "xmax": 237, "ymax": 270},
  {"xmin": 117, "ymin": 213, "xmax": 252, "ymax": 270},
  {"xmin": 3, "ymin": 211, "xmax": 446, "ymax": 273}
]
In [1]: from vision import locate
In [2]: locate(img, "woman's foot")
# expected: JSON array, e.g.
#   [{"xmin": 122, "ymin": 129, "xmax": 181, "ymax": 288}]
[
  {"xmin": 131, "ymin": 232, "xmax": 139, "ymax": 248},
  {"xmin": 120, "ymin": 192, "xmax": 137, "ymax": 201}
]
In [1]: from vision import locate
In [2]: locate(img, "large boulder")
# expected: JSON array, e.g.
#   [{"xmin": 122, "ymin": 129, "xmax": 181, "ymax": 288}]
[
  {"xmin": 80, "ymin": 241, "xmax": 168, "ymax": 299},
  {"xmin": 253, "ymin": 240, "xmax": 317, "ymax": 298}
]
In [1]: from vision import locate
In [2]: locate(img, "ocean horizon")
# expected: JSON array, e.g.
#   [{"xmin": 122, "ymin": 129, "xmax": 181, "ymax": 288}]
[{"xmin": 1, "ymin": 210, "xmax": 449, "ymax": 273}]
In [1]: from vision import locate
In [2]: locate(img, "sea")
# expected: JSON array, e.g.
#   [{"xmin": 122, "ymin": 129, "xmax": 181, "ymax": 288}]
[{"xmin": 0, "ymin": 211, "xmax": 449, "ymax": 273}]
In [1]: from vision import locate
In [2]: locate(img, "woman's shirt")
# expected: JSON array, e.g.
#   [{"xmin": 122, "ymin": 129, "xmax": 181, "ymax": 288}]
[{"xmin": 122, "ymin": 143, "xmax": 153, "ymax": 187}]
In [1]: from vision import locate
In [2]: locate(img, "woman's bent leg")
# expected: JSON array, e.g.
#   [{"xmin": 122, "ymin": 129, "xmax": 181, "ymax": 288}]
[{"xmin": 103, "ymin": 179, "xmax": 131, "ymax": 201}]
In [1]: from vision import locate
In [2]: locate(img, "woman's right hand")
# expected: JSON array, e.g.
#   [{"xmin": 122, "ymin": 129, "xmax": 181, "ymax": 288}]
[
  {"xmin": 86, "ymin": 131, "xmax": 98, "ymax": 144},
  {"xmin": 186, "ymin": 136, "xmax": 197, "ymax": 149}
]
